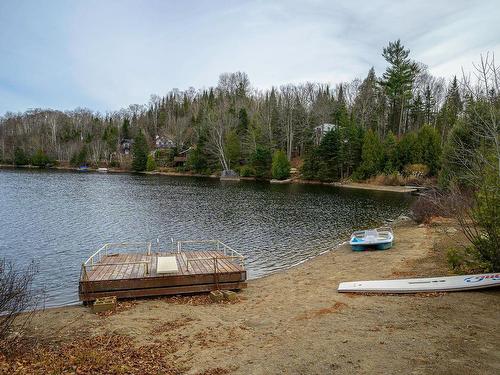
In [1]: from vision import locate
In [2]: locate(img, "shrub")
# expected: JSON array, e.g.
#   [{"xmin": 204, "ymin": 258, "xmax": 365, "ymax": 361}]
[
  {"xmin": 447, "ymin": 247, "xmax": 491, "ymax": 274},
  {"xmin": 367, "ymin": 172, "xmax": 405, "ymax": 186},
  {"xmin": 31, "ymin": 149, "xmax": 51, "ymax": 167},
  {"xmin": 0, "ymin": 259, "xmax": 41, "ymax": 351},
  {"xmin": 14, "ymin": 147, "xmax": 29, "ymax": 166},
  {"xmin": 403, "ymin": 163, "xmax": 429, "ymax": 178},
  {"xmin": 239, "ymin": 165, "xmax": 255, "ymax": 177},
  {"xmin": 271, "ymin": 150, "xmax": 290, "ymax": 180},
  {"xmin": 410, "ymin": 192, "xmax": 444, "ymax": 223},
  {"xmin": 70, "ymin": 146, "xmax": 88, "ymax": 167},
  {"xmin": 146, "ymin": 154, "xmax": 156, "ymax": 171}
]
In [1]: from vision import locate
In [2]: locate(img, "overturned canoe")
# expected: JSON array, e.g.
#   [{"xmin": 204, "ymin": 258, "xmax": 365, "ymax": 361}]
[
  {"xmin": 338, "ymin": 273, "xmax": 500, "ymax": 293},
  {"xmin": 349, "ymin": 227, "xmax": 393, "ymax": 251}
]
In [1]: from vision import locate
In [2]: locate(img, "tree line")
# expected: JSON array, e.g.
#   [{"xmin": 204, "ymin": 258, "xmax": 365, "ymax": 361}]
[{"xmin": 0, "ymin": 40, "xmax": 479, "ymax": 184}]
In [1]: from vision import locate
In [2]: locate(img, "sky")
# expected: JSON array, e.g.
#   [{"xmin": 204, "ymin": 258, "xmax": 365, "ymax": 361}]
[{"xmin": 1, "ymin": 0, "xmax": 499, "ymax": 115}]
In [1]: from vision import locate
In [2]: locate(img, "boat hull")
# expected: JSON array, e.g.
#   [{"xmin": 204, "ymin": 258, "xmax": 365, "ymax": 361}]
[
  {"xmin": 351, "ymin": 241, "xmax": 393, "ymax": 251},
  {"xmin": 338, "ymin": 273, "xmax": 500, "ymax": 293}
]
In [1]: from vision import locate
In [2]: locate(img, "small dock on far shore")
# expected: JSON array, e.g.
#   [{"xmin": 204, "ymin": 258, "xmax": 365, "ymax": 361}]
[{"xmin": 79, "ymin": 240, "xmax": 247, "ymax": 302}]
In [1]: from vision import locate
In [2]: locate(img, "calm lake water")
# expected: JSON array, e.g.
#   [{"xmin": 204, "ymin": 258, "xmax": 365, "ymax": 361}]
[{"xmin": 0, "ymin": 169, "xmax": 413, "ymax": 307}]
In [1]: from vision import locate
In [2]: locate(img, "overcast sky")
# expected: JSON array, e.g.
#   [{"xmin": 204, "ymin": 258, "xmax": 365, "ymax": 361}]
[{"xmin": 1, "ymin": 0, "xmax": 499, "ymax": 115}]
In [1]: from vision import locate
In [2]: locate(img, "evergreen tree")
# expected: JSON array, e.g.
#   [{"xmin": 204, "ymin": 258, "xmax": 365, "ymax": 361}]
[
  {"xmin": 316, "ymin": 127, "xmax": 342, "ymax": 181},
  {"xmin": 225, "ymin": 130, "xmax": 241, "ymax": 169},
  {"xmin": 121, "ymin": 119, "xmax": 131, "ymax": 139},
  {"xmin": 409, "ymin": 93, "xmax": 424, "ymax": 131},
  {"xmin": 356, "ymin": 129, "xmax": 383, "ymax": 179},
  {"xmin": 31, "ymin": 149, "xmax": 50, "ymax": 167},
  {"xmin": 271, "ymin": 150, "xmax": 291, "ymax": 180},
  {"xmin": 396, "ymin": 132, "xmax": 420, "ymax": 170},
  {"xmin": 146, "ymin": 154, "xmax": 156, "ymax": 171},
  {"xmin": 300, "ymin": 149, "xmax": 321, "ymax": 180},
  {"xmin": 416, "ymin": 125, "xmax": 441, "ymax": 175},
  {"xmin": 380, "ymin": 40, "xmax": 420, "ymax": 136},
  {"xmin": 437, "ymin": 76, "xmax": 462, "ymax": 143},
  {"xmin": 132, "ymin": 131, "xmax": 148, "ymax": 171},
  {"xmin": 250, "ymin": 146, "xmax": 272, "ymax": 178},
  {"xmin": 237, "ymin": 108, "xmax": 249, "ymax": 134},
  {"xmin": 383, "ymin": 131, "xmax": 398, "ymax": 173},
  {"xmin": 13, "ymin": 147, "xmax": 29, "ymax": 166},
  {"xmin": 70, "ymin": 146, "xmax": 88, "ymax": 167}
]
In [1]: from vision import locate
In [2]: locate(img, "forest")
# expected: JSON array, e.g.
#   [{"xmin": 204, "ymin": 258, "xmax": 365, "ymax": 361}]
[{"xmin": 0, "ymin": 40, "xmax": 462, "ymax": 183}]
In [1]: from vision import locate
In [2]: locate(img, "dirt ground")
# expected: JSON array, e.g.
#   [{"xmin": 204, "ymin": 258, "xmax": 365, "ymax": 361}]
[{"xmin": 10, "ymin": 220, "xmax": 500, "ymax": 374}]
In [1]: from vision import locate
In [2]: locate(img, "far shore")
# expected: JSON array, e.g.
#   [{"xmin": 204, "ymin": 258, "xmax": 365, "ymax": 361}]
[
  {"xmin": 9, "ymin": 218, "xmax": 499, "ymax": 374},
  {"xmin": 0, "ymin": 163, "xmax": 420, "ymax": 193}
]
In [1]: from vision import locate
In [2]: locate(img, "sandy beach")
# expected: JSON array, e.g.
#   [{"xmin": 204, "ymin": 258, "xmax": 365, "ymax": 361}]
[{"xmin": 3, "ymin": 219, "xmax": 499, "ymax": 375}]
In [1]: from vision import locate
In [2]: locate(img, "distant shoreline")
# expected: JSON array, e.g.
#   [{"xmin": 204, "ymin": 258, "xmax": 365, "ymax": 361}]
[{"xmin": 0, "ymin": 164, "xmax": 419, "ymax": 193}]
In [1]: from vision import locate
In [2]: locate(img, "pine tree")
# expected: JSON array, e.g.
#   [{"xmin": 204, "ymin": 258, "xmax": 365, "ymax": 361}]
[
  {"xmin": 380, "ymin": 40, "xmax": 420, "ymax": 136},
  {"xmin": 132, "ymin": 131, "xmax": 148, "ymax": 171}
]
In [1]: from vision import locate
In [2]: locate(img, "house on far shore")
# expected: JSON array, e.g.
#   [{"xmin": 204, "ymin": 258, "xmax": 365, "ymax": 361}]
[
  {"xmin": 155, "ymin": 135, "xmax": 175, "ymax": 150},
  {"xmin": 314, "ymin": 123, "xmax": 337, "ymax": 145},
  {"xmin": 120, "ymin": 138, "xmax": 133, "ymax": 155}
]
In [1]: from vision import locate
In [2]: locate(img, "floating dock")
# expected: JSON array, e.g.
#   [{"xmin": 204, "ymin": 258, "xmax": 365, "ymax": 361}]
[{"xmin": 79, "ymin": 240, "xmax": 247, "ymax": 302}]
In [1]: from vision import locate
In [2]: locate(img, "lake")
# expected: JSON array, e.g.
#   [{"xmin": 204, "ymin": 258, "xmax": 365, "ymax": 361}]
[{"xmin": 0, "ymin": 168, "xmax": 413, "ymax": 307}]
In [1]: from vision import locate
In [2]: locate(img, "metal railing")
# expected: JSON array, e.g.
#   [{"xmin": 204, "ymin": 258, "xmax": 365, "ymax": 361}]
[
  {"xmin": 80, "ymin": 239, "xmax": 245, "ymax": 281},
  {"xmin": 175, "ymin": 239, "xmax": 245, "ymax": 271},
  {"xmin": 80, "ymin": 242, "xmax": 152, "ymax": 281}
]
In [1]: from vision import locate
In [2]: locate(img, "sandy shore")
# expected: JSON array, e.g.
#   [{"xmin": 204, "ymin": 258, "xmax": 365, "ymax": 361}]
[{"xmin": 12, "ymin": 220, "xmax": 498, "ymax": 374}]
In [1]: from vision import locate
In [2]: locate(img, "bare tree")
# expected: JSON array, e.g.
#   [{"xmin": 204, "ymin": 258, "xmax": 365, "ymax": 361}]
[{"xmin": 0, "ymin": 259, "xmax": 42, "ymax": 350}]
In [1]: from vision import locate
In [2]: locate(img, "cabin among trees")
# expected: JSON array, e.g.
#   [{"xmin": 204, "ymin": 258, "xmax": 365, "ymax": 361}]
[{"xmin": 0, "ymin": 40, "xmax": 494, "ymax": 188}]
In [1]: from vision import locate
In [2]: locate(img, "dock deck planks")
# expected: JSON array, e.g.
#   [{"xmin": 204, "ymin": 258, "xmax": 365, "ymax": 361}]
[{"xmin": 79, "ymin": 250, "xmax": 246, "ymax": 301}]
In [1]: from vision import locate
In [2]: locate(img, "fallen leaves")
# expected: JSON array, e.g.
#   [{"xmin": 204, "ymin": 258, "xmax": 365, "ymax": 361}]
[
  {"xmin": 0, "ymin": 334, "xmax": 185, "ymax": 374},
  {"xmin": 95, "ymin": 300, "xmax": 138, "ymax": 318}
]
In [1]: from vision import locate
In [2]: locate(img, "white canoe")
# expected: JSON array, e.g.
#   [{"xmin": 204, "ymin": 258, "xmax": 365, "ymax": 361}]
[{"xmin": 338, "ymin": 273, "xmax": 500, "ymax": 293}]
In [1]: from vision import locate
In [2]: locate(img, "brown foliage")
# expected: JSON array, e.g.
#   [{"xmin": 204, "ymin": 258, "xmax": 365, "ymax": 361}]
[{"xmin": 0, "ymin": 334, "xmax": 184, "ymax": 375}]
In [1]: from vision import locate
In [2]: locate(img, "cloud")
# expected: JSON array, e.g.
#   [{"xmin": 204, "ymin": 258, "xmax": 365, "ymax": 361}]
[{"xmin": 1, "ymin": 0, "xmax": 499, "ymax": 114}]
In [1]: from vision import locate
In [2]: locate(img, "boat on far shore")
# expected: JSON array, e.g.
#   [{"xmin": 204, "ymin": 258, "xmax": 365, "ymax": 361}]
[
  {"xmin": 77, "ymin": 165, "xmax": 89, "ymax": 172},
  {"xmin": 97, "ymin": 167, "xmax": 108, "ymax": 172},
  {"xmin": 349, "ymin": 227, "xmax": 394, "ymax": 251}
]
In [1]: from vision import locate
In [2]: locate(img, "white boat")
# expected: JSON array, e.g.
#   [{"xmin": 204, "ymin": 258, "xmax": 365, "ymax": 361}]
[
  {"xmin": 97, "ymin": 167, "xmax": 108, "ymax": 172},
  {"xmin": 349, "ymin": 227, "xmax": 394, "ymax": 251},
  {"xmin": 338, "ymin": 273, "xmax": 500, "ymax": 293}
]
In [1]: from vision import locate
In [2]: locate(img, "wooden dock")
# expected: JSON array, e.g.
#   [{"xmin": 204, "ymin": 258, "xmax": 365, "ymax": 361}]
[{"xmin": 79, "ymin": 241, "xmax": 247, "ymax": 302}]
